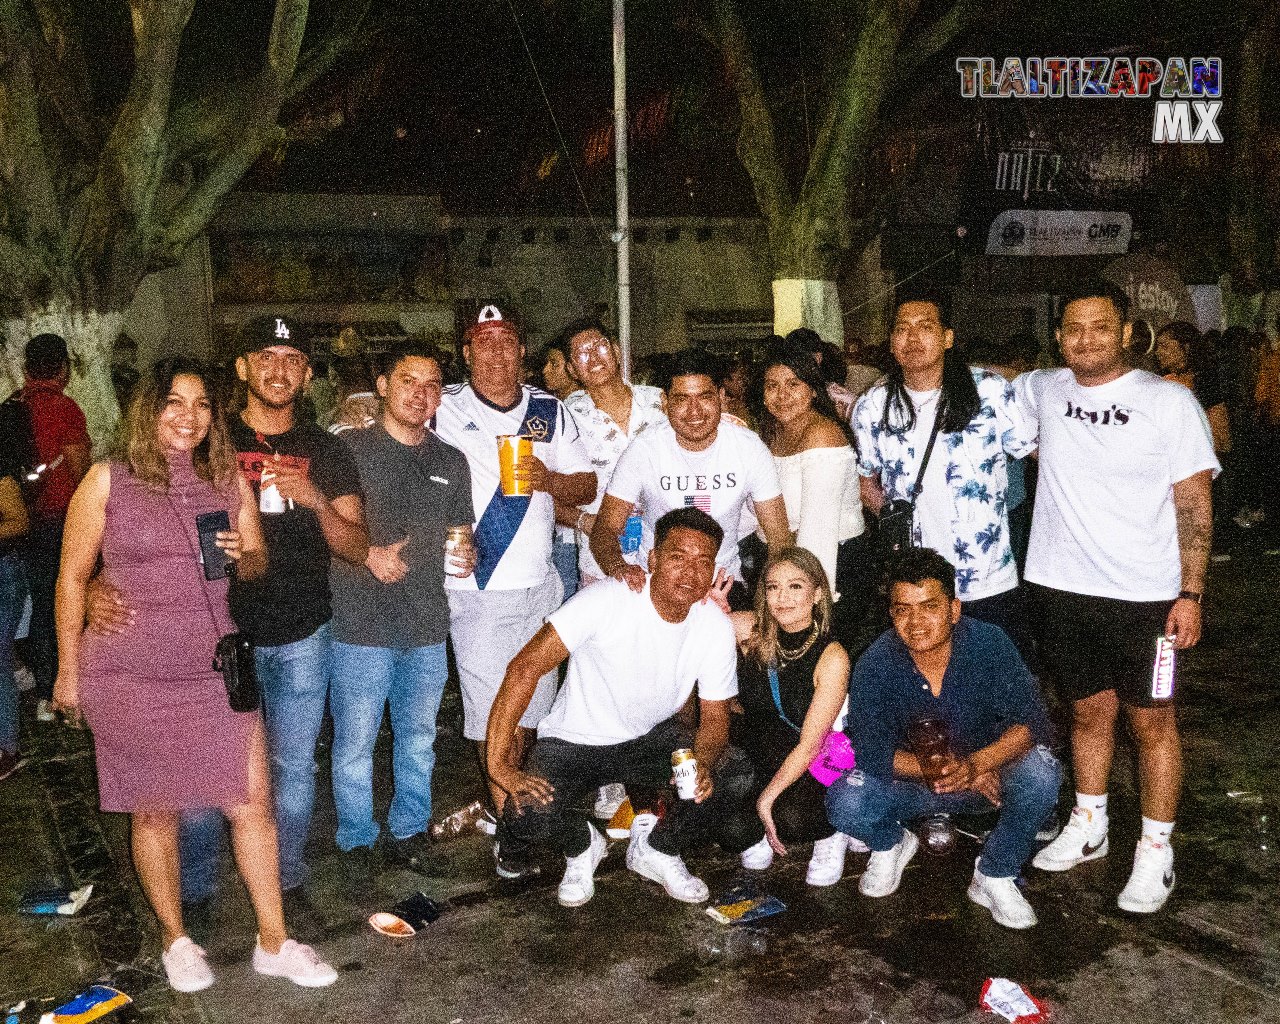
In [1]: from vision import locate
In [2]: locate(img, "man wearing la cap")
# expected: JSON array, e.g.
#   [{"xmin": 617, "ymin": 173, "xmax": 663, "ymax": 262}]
[
  {"xmin": 433, "ymin": 305, "xmax": 595, "ymax": 840},
  {"xmin": 86, "ymin": 314, "xmax": 369, "ymax": 931}
]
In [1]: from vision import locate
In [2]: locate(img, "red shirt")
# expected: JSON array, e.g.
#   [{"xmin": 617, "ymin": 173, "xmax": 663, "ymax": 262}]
[{"xmin": 22, "ymin": 378, "xmax": 89, "ymax": 522}]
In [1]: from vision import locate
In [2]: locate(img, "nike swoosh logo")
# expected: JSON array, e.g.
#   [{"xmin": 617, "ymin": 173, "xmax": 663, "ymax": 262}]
[{"xmin": 1083, "ymin": 838, "xmax": 1105, "ymax": 856}]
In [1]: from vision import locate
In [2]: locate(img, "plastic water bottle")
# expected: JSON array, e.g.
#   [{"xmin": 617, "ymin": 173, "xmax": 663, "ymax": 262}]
[{"xmin": 621, "ymin": 503, "xmax": 643, "ymax": 555}]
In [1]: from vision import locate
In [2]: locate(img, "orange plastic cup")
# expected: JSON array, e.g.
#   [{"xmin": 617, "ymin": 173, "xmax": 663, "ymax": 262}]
[{"xmin": 497, "ymin": 435, "xmax": 533, "ymax": 496}]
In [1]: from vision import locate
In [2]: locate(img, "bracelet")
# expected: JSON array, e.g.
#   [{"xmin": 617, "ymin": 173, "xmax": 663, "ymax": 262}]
[{"xmin": 1177, "ymin": 590, "xmax": 1202, "ymax": 604}]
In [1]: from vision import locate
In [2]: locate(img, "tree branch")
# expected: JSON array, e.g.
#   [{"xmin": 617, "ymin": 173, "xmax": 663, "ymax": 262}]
[
  {"xmin": 800, "ymin": 0, "xmax": 911, "ymax": 227},
  {"xmin": 27, "ymin": 0, "xmax": 102, "ymax": 156},
  {"xmin": 0, "ymin": 0, "xmax": 64, "ymax": 247},
  {"xmin": 708, "ymin": 0, "xmax": 793, "ymax": 232},
  {"xmin": 896, "ymin": 0, "xmax": 988, "ymax": 79}
]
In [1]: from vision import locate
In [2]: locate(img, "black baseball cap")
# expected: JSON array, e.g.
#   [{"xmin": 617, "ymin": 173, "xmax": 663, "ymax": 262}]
[{"xmin": 237, "ymin": 315, "xmax": 310, "ymax": 358}]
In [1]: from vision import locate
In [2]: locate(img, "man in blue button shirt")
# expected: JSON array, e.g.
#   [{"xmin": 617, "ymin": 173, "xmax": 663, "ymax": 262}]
[{"xmin": 826, "ymin": 548, "xmax": 1060, "ymax": 929}]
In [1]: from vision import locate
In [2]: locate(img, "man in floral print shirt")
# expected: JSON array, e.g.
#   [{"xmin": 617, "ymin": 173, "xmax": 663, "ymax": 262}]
[{"xmin": 853, "ymin": 295, "xmax": 1038, "ymax": 664}]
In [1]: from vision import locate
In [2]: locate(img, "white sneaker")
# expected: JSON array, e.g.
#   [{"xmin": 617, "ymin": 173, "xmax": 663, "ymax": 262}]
[
  {"xmin": 1117, "ymin": 836, "xmax": 1175, "ymax": 913},
  {"xmin": 806, "ymin": 833, "xmax": 849, "ymax": 887},
  {"xmin": 858, "ymin": 829, "xmax": 918, "ymax": 898},
  {"xmin": 35, "ymin": 699, "xmax": 55, "ymax": 723},
  {"xmin": 559, "ymin": 824, "xmax": 608, "ymax": 907},
  {"xmin": 162, "ymin": 936, "xmax": 215, "ymax": 993},
  {"xmin": 968, "ymin": 865, "xmax": 1038, "ymax": 929},
  {"xmin": 740, "ymin": 836, "xmax": 774, "ymax": 871},
  {"xmin": 626, "ymin": 823, "xmax": 709, "ymax": 903},
  {"xmin": 252, "ymin": 937, "xmax": 338, "ymax": 988},
  {"xmin": 1032, "ymin": 807, "xmax": 1108, "ymax": 871},
  {"xmin": 594, "ymin": 783, "xmax": 627, "ymax": 820},
  {"xmin": 846, "ymin": 834, "xmax": 870, "ymax": 854}
]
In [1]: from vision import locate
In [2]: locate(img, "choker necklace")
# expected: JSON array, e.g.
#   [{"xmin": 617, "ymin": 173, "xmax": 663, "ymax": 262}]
[{"xmin": 776, "ymin": 622, "xmax": 819, "ymax": 666}]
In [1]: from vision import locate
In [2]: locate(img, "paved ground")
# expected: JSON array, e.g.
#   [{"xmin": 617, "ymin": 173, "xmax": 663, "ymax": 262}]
[{"xmin": 3, "ymin": 539, "xmax": 1278, "ymax": 1024}]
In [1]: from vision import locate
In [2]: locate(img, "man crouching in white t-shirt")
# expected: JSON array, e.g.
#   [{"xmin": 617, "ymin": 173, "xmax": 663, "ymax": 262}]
[
  {"xmin": 1017, "ymin": 281, "xmax": 1219, "ymax": 915},
  {"xmin": 486, "ymin": 507, "xmax": 743, "ymax": 907}
]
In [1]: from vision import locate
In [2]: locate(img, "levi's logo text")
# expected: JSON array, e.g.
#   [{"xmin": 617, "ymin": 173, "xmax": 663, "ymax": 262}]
[
  {"xmin": 1064, "ymin": 401, "xmax": 1131, "ymax": 426},
  {"xmin": 237, "ymin": 452, "xmax": 312, "ymax": 482},
  {"xmin": 957, "ymin": 56, "xmax": 1223, "ymax": 144},
  {"xmin": 660, "ymin": 473, "xmax": 737, "ymax": 491}
]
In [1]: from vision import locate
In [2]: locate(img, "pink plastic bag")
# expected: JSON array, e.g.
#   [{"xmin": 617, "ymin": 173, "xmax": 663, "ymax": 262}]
[{"xmin": 808, "ymin": 731, "xmax": 856, "ymax": 786}]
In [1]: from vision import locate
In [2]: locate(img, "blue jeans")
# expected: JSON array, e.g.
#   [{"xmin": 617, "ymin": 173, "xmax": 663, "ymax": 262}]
[
  {"xmin": 179, "ymin": 624, "xmax": 332, "ymax": 902},
  {"xmin": 826, "ymin": 745, "xmax": 1061, "ymax": 878},
  {"xmin": 552, "ymin": 537, "xmax": 579, "ymax": 602},
  {"xmin": 330, "ymin": 641, "xmax": 448, "ymax": 851},
  {"xmin": 0, "ymin": 553, "xmax": 29, "ymax": 755}
]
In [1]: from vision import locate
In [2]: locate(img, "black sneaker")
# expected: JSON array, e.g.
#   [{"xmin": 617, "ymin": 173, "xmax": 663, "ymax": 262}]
[
  {"xmin": 181, "ymin": 896, "xmax": 216, "ymax": 948},
  {"xmin": 383, "ymin": 833, "xmax": 448, "ymax": 875},
  {"xmin": 493, "ymin": 841, "xmax": 539, "ymax": 881},
  {"xmin": 0, "ymin": 750, "xmax": 28, "ymax": 783},
  {"xmin": 281, "ymin": 887, "xmax": 328, "ymax": 943},
  {"xmin": 340, "ymin": 845, "xmax": 380, "ymax": 899}
]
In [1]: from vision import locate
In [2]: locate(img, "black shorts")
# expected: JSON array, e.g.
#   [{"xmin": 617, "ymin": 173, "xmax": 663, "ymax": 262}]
[{"xmin": 1031, "ymin": 584, "xmax": 1175, "ymax": 708}]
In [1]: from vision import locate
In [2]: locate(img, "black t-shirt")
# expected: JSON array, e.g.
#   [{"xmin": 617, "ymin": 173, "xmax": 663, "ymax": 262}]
[{"xmin": 228, "ymin": 417, "xmax": 363, "ymax": 645}]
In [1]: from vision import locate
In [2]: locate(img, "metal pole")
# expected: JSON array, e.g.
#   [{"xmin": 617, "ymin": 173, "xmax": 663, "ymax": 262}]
[{"xmin": 612, "ymin": 0, "xmax": 631, "ymax": 379}]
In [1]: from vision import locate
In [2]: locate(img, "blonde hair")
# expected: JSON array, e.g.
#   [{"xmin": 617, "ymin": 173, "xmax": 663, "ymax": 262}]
[
  {"xmin": 118, "ymin": 357, "xmax": 238, "ymax": 490},
  {"xmin": 745, "ymin": 546, "xmax": 835, "ymax": 667}
]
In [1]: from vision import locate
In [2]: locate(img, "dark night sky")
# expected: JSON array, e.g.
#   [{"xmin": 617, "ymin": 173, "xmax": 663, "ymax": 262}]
[{"xmin": 76, "ymin": 2, "xmax": 1268, "ymax": 216}]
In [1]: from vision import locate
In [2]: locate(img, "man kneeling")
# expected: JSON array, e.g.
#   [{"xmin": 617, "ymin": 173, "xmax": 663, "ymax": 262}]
[
  {"xmin": 827, "ymin": 548, "xmax": 1060, "ymax": 929},
  {"xmin": 487, "ymin": 508, "xmax": 740, "ymax": 907}
]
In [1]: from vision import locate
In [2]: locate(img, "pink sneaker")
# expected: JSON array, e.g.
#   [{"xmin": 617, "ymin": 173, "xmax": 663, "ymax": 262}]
[{"xmin": 252, "ymin": 937, "xmax": 338, "ymax": 988}]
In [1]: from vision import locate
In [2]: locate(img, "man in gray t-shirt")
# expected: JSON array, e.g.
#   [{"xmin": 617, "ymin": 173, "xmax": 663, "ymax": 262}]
[{"xmin": 329, "ymin": 344, "xmax": 474, "ymax": 880}]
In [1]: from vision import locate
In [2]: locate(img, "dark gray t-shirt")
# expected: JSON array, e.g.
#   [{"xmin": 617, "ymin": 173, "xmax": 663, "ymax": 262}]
[{"xmin": 331, "ymin": 425, "xmax": 474, "ymax": 647}]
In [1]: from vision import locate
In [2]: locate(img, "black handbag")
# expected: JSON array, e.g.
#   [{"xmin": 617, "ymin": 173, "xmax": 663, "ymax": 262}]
[
  {"xmin": 877, "ymin": 409, "xmax": 943, "ymax": 559},
  {"xmin": 168, "ymin": 495, "xmax": 260, "ymax": 713}
]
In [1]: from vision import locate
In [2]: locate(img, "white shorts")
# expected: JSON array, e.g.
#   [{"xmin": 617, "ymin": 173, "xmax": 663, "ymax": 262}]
[{"xmin": 448, "ymin": 573, "xmax": 564, "ymax": 741}]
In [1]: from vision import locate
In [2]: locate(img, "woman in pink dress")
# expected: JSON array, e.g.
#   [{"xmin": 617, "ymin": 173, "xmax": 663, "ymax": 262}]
[{"xmin": 54, "ymin": 358, "xmax": 336, "ymax": 992}]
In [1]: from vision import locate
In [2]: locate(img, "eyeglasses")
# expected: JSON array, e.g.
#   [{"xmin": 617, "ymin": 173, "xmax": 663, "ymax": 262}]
[{"xmin": 571, "ymin": 342, "xmax": 613, "ymax": 364}]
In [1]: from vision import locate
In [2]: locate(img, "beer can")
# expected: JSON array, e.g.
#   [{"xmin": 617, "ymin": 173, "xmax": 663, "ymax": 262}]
[
  {"xmin": 259, "ymin": 479, "xmax": 287, "ymax": 514},
  {"xmin": 671, "ymin": 748, "xmax": 698, "ymax": 801},
  {"xmin": 444, "ymin": 525, "xmax": 471, "ymax": 577},
  {"xmin": 1151, "ymin": 634, "xmax": 1177, "ymax": 702},
  {"xmin": 497, "ymin": 435, "xmax": 533, "ymax": 497}
]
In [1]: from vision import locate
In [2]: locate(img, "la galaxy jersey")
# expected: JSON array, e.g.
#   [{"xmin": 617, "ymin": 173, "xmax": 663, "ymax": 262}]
[{"xmin": 434, "ymin": 383, "xmax": 593, "ymax": 591}]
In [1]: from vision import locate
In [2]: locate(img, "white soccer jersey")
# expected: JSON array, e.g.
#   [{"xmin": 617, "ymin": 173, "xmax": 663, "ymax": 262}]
[{"xmin": 435, "ymin": 383, "xmax": 593, "ymax": 591}]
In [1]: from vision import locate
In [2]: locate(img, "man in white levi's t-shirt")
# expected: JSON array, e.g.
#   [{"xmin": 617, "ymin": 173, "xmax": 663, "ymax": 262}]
[
  {"xmin": 486, "ymin": 508, "xmax": 744, "ymax": 909},
  {"xmin": 589, "ymin": 348, "xmax": 790, "ymax": 611},
  {"xmin": 1017, "ymin": 281, "xmax": 1219, "ymax": 917},
  {"xmin": 433, "ymin": 305, "xmax": 595, "ymax": 822}
]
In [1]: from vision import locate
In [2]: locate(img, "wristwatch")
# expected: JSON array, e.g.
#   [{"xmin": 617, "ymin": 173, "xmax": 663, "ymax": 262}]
[{"xmin": 1177, "ymin": 590, "xmax": 1202, "ymax": 604}]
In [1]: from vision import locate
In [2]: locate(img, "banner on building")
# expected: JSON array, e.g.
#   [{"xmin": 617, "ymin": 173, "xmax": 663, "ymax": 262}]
[{"xmin": 986, "ymin": 209, "xmax": 1132, "ymax": 256}]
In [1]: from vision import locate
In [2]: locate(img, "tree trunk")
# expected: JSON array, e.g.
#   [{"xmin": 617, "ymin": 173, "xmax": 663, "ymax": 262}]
[
  {"xmin": 767, "ymin": 210, "xmax": 846, "ymax": 346},
  {"xmin": 3, "ymin": 304, "xmax": 123, "ymax": 452}
]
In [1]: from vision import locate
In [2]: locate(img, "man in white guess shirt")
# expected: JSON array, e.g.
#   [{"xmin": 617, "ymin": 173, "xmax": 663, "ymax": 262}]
[
  {"xmin": 1018, "ymin": 281, "xmax": 1218, "ymax": 915},
  {"xmin": 487, "ymin": 508, "xmax": 741, "ymax": 908},
  {"xmin": 433, "ymin": 306, "xmax": 595, "ymax": 820},
  {"xmin": 590, "ymin": 349, "xmax": 790, "ymax": 610}
]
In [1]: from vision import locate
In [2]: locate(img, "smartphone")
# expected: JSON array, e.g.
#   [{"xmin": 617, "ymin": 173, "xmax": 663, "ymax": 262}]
[{"xmin": 195, "ymin": 510, "xmax": 234, "ymax": 580}]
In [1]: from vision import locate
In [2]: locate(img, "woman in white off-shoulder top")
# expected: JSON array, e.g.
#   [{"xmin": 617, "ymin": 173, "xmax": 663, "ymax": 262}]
[{"xmin": 754, "ymin": 345, "xmax": 873, "ymax": 640}]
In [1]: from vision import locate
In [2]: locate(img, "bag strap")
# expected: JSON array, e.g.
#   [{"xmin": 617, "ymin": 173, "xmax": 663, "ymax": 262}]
[
  {"xmin": 163, "ymin": 489, "xmax": 232, "ymax": 641},
  {"xmin": 907, "ymin": 408, "xmax": 944, "ymax": 500},
  {"xmin": 767, "ymin": 662, "xmax": 803, "ymax": 733}
]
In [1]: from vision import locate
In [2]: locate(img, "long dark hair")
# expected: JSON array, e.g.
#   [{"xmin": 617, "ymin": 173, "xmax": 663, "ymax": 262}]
[
  {"xmin": 880, "ymin": 298, "xmax": 980, "ymax": 434},
  {"xmin": 752, "ymin": 343, "xmax": 855, "ymax": 449}
]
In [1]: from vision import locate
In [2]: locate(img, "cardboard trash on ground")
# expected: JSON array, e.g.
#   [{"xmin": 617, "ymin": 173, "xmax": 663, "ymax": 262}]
[
  {"xmin": 37, "ymin": 986, "xmax": 131, "ymax": 1024},
  {"xmin": 980, "ymin": 978, "xmax": 1049, "ymax": 1023},
  {"xmin": 705, "ymin": 882, "xmax": 786, "ymax": 925}
]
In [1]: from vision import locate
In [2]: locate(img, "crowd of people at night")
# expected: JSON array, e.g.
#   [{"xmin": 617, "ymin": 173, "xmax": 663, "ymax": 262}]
[{"xmin": 0, "ymin": 278, "xmax": 1274, "ymax": 993}]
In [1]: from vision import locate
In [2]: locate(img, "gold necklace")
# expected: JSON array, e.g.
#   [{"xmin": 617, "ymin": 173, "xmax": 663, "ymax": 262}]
[{"xmin": 776, "ymin": 622, "xmax": 820, "ymax": 666}]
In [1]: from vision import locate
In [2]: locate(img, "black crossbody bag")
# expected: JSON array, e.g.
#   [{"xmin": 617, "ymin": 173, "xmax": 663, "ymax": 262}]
[
  {"xmin": 167, "ymin": 494, "xmax": 260, "ymax": 713},
  {"xmin": 878, "ymin": 409, "xmax": 943, "ymax": 559}
]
